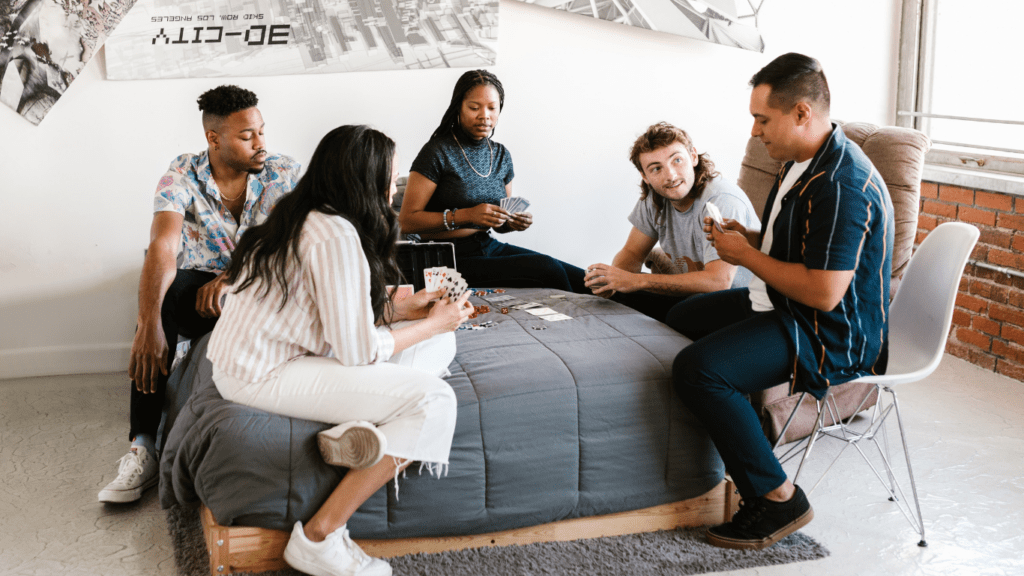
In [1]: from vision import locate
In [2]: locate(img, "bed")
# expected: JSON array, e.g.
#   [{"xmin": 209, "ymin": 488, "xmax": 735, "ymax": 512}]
[{"xmin": 158, "ymin": 288, "xmax": 730, "ymax": 573}]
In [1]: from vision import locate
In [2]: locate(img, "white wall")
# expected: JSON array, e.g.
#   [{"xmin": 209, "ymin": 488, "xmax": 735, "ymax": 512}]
[{"xmin": 0, "ymin": 0, "xmax": 902, "ymax": 379}]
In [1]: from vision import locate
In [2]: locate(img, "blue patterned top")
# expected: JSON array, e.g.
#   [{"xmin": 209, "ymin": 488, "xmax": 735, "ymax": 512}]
[
  {"xmin": 153, "ymin": 151, "xmax": 301, "ymax": 273},
  {"xmin": 763, "ymin": 125, "xmax": 894, "ymax": 397},
  {"xmin": 411, "ymin": 129, "xmax": 514, "ymax": 217}
]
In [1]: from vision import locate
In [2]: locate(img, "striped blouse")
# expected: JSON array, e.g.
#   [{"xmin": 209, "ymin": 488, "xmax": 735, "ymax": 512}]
[
  {"xmin": 760, "ymin": 125, "xmax": 895, "ymax": 397},
  {"xmin": 207, "ymin": 211, "xmax": 395, "ymax": 383}
]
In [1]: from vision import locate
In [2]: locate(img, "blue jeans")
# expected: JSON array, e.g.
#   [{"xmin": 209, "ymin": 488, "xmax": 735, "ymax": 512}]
[
  {"xmin": 667, "ymin": 288, "xmax": 793, "ymax": 500},
  {"xmin": 452, "ymin": 232, "xmax": 587, "ymax": 293}
]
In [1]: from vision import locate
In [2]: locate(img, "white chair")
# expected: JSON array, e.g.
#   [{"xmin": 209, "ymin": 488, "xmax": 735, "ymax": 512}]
[{"xmin": 772, "ymin": 221, "xmax": 980, "ymax": 547}]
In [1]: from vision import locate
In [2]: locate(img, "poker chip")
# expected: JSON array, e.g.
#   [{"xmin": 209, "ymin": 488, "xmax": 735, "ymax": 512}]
[
  {"xmin": 500, "ymin": 307, "xmax": 509, "ymax": 314},
  {"xmin": 477, "ymin": 305, "xmax": 491, "ymax": 314}
]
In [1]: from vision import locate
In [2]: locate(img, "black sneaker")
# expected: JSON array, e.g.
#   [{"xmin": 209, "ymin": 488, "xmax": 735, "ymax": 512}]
[{"xmin": 706, "ymin": 485, "xmax": 814, "ymax": 550}]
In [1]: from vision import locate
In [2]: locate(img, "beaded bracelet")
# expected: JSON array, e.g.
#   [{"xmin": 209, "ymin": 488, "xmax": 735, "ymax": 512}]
[{"xmin": 442, "ymin": 208, "xmax": 453, "ymax": 231}]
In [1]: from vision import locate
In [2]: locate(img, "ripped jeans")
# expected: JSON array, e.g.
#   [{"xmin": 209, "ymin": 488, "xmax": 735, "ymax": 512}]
[{"xmin": 212, "ymin": 322, "xmax": 458, "ymax": 467}]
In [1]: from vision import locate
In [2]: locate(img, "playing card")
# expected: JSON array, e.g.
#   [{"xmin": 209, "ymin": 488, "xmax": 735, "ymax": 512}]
[
  {"xmin": 541, "ymin": 313, "xmax": 573, "ymax": 321},
  {"xmin": 450, "ymin": 276, "xmax": 469, "ymax": 300},
  {"xmin": 512, "ymin": 302, "xmax": 542, "ymax": 310},
  {"xmin": 704, "ymin": 201, "xmax": 725, "ymax": 232},
  {"xmin": 482, "ymin": 294, "xmax": 515, "ymax": 302},
  {"xmin": 526, "ymin": 307, "xmax": 558, "ymax": 316},
  {"xmin": 501, "ymin": 196, "xmax": 530, "ymax": 214}
]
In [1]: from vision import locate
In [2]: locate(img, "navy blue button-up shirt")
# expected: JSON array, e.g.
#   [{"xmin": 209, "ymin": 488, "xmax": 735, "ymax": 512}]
[{"xmin": 761, "ymin": 125, "xmax": 894, "ymax": 397}]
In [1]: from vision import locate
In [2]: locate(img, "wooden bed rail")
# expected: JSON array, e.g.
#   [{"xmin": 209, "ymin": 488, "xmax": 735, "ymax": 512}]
[{"xmin": 201, "ymin": 478, "xmax": 738, "ymax": 575}]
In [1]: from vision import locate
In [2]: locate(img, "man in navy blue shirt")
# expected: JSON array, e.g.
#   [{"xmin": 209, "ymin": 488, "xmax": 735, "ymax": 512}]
[{"xmin": 668, "ymin": 53, "xmax": 894, "ymax": 550}]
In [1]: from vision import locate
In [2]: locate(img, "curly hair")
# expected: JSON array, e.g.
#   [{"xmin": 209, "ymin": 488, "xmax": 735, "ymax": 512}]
[
  {"xmin": 197, "ymin": 85, "xmax": 258, "ymax": 120},
  {"xmin": 629, "ymin": 122, "xmax": 719, "ymax": 225},
  {"xmin": 430, "ymin": 69, "xmax": 504, "ymax": 141}
]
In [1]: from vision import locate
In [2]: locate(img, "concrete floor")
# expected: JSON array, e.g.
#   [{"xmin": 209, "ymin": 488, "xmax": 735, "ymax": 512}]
[{"xmin": 1, "ymin": 354, "xmax": 1022, "ymax": 576}]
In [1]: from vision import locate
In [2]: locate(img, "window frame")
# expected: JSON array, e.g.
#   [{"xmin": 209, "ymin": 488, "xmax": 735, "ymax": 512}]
[{"xmin": 896, "ymin": 0, "xmax": 1024, "ymax": 181}]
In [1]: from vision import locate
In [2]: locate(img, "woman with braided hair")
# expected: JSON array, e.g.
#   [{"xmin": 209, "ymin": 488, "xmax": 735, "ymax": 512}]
[{"xmin": 399, "ymin": 70, "xmax": 587, "ymax": 293}]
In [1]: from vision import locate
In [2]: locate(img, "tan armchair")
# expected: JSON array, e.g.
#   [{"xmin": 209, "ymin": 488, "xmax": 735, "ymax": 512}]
[{"xmin": 736, "ymin": 121, "xmax": 931, "ymax": 443}]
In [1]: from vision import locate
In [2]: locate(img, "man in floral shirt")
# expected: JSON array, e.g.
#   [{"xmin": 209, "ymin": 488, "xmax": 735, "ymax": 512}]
[{"xmin": 99, "ymin": 85, "xmax": 301, "ymax": 503}]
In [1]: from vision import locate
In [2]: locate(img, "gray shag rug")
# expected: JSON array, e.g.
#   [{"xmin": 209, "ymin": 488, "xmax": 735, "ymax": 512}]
[{"xmin": 167, "ymin": 505, "xmax": 828, "ymax": 576}]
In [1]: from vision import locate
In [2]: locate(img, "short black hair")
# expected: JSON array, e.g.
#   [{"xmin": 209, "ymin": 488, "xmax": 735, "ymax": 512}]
[
  {"xmin": 749, "ymin": 53, "xmax": 830, "ymax": 113},
  {"xmin": 197, "ymin": 85, "xmax": 258, "ymax": 127}
]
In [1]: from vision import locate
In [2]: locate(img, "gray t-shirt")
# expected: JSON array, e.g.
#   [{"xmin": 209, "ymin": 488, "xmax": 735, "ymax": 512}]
[{"xmin": 627, "ymin": 177, "xmax": 761, "ymax": 289}]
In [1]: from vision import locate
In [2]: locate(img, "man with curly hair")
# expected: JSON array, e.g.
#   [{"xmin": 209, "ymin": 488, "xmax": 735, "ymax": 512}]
[
  {"xmin": 99, "ymin": 85, "xmax": 301, "ymax": 504},
  {"xmin": 584, "ymin": 122, "xmax": 759, "ymax": 322}
]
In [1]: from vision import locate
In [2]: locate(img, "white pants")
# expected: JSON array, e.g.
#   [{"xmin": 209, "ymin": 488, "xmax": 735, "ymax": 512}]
[{"xmin": 212, "ymin": 323, "xmax": 458, "ymax": 464}]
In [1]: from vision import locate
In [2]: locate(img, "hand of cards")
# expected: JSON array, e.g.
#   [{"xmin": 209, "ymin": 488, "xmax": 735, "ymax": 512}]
[
  {"xmin": 424, "ymin": 266, "xmax": 469, "ymax": 301},
  {"xmin": 704, "ymin": 201, "xmax": 725, "ymax": 232},
  {"xmin": 500, "ymin": 196, "xmax": 530, "ymax": 214}
]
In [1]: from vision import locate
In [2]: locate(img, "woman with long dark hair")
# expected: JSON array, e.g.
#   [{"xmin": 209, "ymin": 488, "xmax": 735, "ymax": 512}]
[
  {"xmin": 207, "ymin": 125, "xmax": 472, "ymax": 576},
  {"xmin": 398, "ymin": 70, "xmax": 587, "ymax": 293}
]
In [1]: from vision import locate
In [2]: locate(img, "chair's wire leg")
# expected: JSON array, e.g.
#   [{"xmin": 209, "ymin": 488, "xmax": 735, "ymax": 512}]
[
  {"xmin": 889, "ymin": 387, "xmax": 928, "ymax": 547},
  {"xmin": 793, "ymin": 390, "xmax": 832, "ymax": 487},
  {"xmin": 878, "ymin": 388, "xmax": 899, "ymax": 498},
  {"xmin": 773, "ymin": 392, "xmax": 808, "ymax": 451}
]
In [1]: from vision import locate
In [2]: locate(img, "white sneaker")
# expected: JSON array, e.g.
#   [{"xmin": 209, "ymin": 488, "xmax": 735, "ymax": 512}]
[
  {"xmin": 317, "ymin": 421, "xmax": 386, "ymax": 470},
  {"xmin": 98, "ymin": 446, "xmax": 159, "ymax": 503},
  {"xmin": 283, "ymin": 521, "xmax": 392, "ymax": 576}
]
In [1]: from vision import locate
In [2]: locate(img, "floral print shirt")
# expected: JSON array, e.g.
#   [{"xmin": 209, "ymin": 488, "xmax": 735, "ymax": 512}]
[{"xmin": 153, "ymin": 150, "xmax": 301, "ymax": 273}]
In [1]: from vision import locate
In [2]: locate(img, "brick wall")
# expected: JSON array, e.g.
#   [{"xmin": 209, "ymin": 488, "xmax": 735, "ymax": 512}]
[{"xmin": 918, "ymin": 181, "xmax": 1024, "ymax": 381}]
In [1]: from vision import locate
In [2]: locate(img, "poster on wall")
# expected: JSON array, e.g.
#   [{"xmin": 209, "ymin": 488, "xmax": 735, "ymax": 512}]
[
  {"xmin": 1, "ymin": 0, "xmax": 137, "ymax": 125},
  {"xmin": 516, "ymin": 0, "xmax": 764, "ymax": 52},
  {"xmin": 103, "ymin": 0, "xmax": 498, "ymax": 80}
]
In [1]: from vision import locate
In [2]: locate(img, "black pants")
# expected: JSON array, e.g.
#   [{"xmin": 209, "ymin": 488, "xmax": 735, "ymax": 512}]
[
  {"xmin": 452, "ymin": 232, "xmax": 588, "ymax": 293},
  {"xmin": 666, "ymin": 288, "xmax": 793, "ymax": 500},
  {"xmin": 129, "ymin": 269, "xmax": 218, "ymax": 441},
  {"xmin": 610, "ymin": 290, "xmax": 690, "ymax": 324}
]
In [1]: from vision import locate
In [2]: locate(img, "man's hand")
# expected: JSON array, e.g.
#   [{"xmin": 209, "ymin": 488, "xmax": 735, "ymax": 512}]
[
  {"xmin": 709, "ymin": 225, "xmax": 754, "ymax": 266},
  {"xmin": 503, "ymin": 212, "xmax": 532, "ymax": 232},
  {"xmin": 129, "ymin": 323, "xmax": 169, "ymax": 394},
  {"xmin": 585, "ymin": 263, "xmax": 638, "ymax": 297},
  {"xmin": 195, "ymin": 275, "xmax": 229, "ymax": 318}
]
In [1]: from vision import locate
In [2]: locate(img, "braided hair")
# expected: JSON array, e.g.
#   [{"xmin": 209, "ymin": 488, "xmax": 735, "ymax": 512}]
[{"xmin": 429, "ymin": 70, "xmax": 505, "ymax": 141}]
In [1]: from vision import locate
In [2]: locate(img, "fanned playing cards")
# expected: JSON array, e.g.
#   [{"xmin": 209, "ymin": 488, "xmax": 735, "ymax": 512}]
[
  {"xmin": 424, "ymin": 266, "xmax": 469, "ymax": 301},
  {"xmin": 500, "ymin": 196, "xmax": 530, "ymax": 214}
]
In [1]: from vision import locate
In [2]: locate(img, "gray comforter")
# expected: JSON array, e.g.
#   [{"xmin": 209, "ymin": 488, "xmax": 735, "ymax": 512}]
[{"xmin": 159, "ymin": 288, "xmax": 724, "ymax": 538}]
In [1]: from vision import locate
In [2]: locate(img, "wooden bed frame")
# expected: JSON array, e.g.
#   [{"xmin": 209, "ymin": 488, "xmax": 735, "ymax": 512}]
[{"xmin": 200, "ymin": 478, "xmax": 738, "ymax": 575}]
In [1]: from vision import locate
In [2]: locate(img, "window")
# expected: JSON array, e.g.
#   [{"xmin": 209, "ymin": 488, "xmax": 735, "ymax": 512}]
[{"xmin": 897, "ymin": 0, "xmax": 1024, "ymax": 179}]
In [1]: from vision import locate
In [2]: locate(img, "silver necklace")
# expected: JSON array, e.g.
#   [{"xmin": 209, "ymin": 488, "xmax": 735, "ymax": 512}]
[{"xmin": 452, "ymin": 130, "xmax": 493, "ymax": 178}]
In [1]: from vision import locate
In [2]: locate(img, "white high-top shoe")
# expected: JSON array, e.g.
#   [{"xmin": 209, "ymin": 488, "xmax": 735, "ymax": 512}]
[{"xmin": 98, "ymin": 446, "xmax": 159, "ymax": 503}]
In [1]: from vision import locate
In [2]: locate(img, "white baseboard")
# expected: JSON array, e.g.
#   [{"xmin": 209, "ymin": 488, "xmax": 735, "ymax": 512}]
[{"xmin": 0, "ymin": 344, "xmax": 131, "ymax": 380}]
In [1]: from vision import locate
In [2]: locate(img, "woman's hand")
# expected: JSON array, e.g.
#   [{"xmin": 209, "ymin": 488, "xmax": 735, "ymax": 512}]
[
  {"xmin": 503, "ymin": 211, "xmax": 532, "ymax": 232},
  {"xmin": 392, "ymin": 288, "xmax": 443, "ymax": 321},
  {"xmin": 426, "ymin": 291, "xmax": 474, "ymax": 334},
  {"xmin": 458, "ymin": 203, "xmax": 510, "ymax": 229}
]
